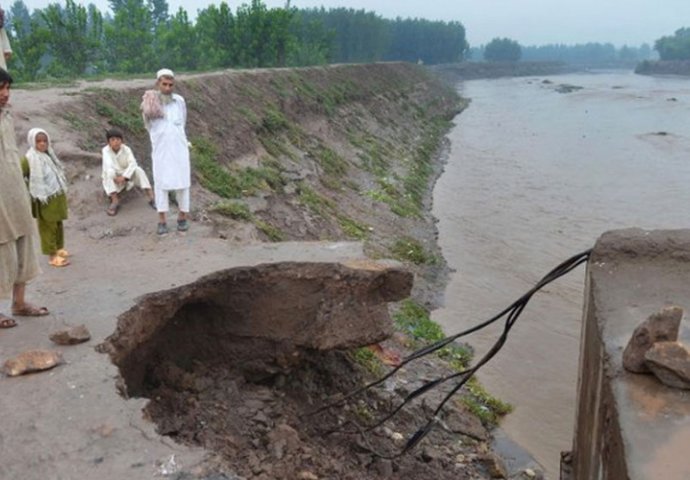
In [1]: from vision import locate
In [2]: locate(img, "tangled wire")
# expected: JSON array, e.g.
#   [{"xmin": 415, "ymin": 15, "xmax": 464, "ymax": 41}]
[{"xmin": 309, "ymin": 248, "xmax": 592, "ymax": 458}]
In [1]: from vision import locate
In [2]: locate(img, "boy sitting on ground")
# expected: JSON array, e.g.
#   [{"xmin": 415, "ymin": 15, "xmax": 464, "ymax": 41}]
[{"xmin": 101, "ymin": 128, "xmax": 155, "ymax": 216}]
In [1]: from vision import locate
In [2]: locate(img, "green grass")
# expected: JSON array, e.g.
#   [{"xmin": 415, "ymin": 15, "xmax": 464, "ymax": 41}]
[
  {"xmin": 310, "ymin": 144, "xmax": 348, "ymax": 177},
  {"xmin": 393, "ymin": 298, "xmax": 512, "ymax": 427},
  {"xmin": 191, "ymin": 136, "xmax": 284, "ymax": 198},
  {"xmin": 337, "ymin": 214, "xmax": 369, "ymax": 240},
  {"xmin": 211, "ymin": 200, "xmax": 252, "ymax": 220},
  {"xmin": 261, "ymin": 106, "xmax": 290, "ymax": 134},
  {"xmin": 461, "ymin": 377, "xmax": 514, "ymax": 427},
  {"xmin": 350, "ymin": 347, "xmax": 384, "ymax": 376},
  {"xmin": 254, "ymin": 220, "xmax": 285, "ymax": 242},
  {"xmin": 393, "ymin": 299, "xmax": 445, "ymax": 343},
  {"xmin": 298, "ymin": 184, "xmax": 334, "ymax": 216},
  {"xmin": 191, "ymin": 137, "xmax": 243, "ymax": 198},
  {"xmin": 390, "ymin": 237, "xmax": 436, "ymax": 265}
]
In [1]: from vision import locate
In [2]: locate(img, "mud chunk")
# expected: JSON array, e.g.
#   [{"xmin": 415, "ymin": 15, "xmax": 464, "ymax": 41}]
[
  {"xmin": 50, "ymin": 324, "xmax": 91, "ymax": 345},
  {"xmin": 644, "ymin": 341, "xmax": 690, "ymax": 390},
  {"xmin": 267, "ymin": 423, "xmax": 301, "ymax": 460},
  {"xmin": 622, "ymin": 305, "xmax": 682, "ymax": 373},
  {"xmin": 443, "ymin": 405, "xmax": 489, "ymax": 441},
  {"xmin": 3, "ymin": 349, "xmax": 64, "ymax": 376}
]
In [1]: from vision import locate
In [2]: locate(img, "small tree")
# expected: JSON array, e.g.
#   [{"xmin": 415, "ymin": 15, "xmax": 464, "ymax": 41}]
[{"xmin": 483, "ymin": 37, "xmax": 521, "ymax": 62}]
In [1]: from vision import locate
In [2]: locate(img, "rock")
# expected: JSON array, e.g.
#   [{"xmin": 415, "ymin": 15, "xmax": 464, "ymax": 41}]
[
  {"xmin": 443, "ymin": 405, "xmax": 489, "ymax": 441},
  {"xmin": 3, "ymin": 350, "xmax": 64, "ymax": 376},
  {"xmin": 371, "ymin": 458, "xmax": 393, "ymax": 477},
  {"xmin": 524, "ymin": 468, "xmax": 536, "ymax": 477},
  {"xmin": 476, "ymin": 452, "xmax": 507, "ymax": 479},
  {"xmin": 49, "ymin": 324, "xmax": 91, "ymax": 345},
  {"xmin": 267, "ymin": 423, "xmax": 301, "ymax": 459},
  {"xmin": 644, "ymin": 341, "xmax": 690, "ymax": 389},
  {"xmin": 420, "ymin": 446, "xmax": 442, "ymax": 463},
  {"xmin": 622, "ymin": 305, "xmax": 682, "ymax": 373}
]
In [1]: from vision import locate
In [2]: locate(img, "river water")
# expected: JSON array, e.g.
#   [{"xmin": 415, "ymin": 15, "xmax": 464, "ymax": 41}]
[{"xmin": 431, "ymin": 71, "xmax": 690, "ymax": 477}]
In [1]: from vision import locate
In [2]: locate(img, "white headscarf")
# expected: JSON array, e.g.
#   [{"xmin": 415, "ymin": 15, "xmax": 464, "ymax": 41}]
[{"xmin": 25, "ymin": 128, "xmax": 68, "ymax": 203}]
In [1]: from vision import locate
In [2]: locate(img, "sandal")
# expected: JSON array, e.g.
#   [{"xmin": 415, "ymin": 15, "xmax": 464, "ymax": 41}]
[
  {"xmin": 0, "ymin": 314, "xmax": 17, "ymax": 328},
  {"xmin": 177, "ymin": 219, "xmax": 189, "ymax": 232},
  {"xmin": 157, "ymin": 223, "xmax": 169, "ymax": 235},
  {"xmin": 56, "ymin": 249, "xmax": 70, "ymax": 258},
  {"xmin": 49, "ymin": 256, "xmax": 70, "ymax": 267},
  {"xmin": 11, "ymin": 304, "xmax": 49, "ymax": 317},
  {"xmin": 106, "ymin": 203, "xmax": 120, "ymax": 216}
]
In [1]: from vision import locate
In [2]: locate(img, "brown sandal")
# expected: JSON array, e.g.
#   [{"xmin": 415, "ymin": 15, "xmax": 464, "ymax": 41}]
[
  {"xmin": 0, "ymin": 314, "xmax": 17, "ymax": 328},
  {"xmin": 12, "ymin": 304, "xmax": 50, "ymax": 317}
]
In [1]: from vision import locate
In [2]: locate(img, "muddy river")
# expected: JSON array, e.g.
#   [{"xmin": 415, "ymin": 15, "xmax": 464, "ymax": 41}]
[{"xmin": 432, "ymin": 71, "xmax": 690, "ymax": 477}]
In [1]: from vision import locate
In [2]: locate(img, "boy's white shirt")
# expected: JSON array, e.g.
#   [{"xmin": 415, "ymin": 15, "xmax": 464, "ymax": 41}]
[{"xmin": 102, "ymin": 144, "xmax": 138, "ymax": 180}]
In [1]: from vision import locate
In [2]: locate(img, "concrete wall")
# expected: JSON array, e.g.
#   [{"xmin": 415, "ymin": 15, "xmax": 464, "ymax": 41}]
[{"xmin": 567, "ymin": 229, "xmax": 690, "ymax": 480}]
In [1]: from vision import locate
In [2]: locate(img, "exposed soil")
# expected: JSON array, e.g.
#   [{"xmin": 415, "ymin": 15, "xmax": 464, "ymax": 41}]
[{"xmin": 3, "ymin": 64, "xmax": 539, "ymax": 479}]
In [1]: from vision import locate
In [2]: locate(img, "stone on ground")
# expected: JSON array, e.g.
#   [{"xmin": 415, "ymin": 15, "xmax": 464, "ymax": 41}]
[
  {"xmin": 3, "ymin": 349, "xmax": 64, "ymax": 376},
  {"xmin": 644, "ymin": 341, "xmax": 690, "ymax": 390},
  {"xmin": 622, "ymin": 305, "xmax": 682, "ymax": 373}
]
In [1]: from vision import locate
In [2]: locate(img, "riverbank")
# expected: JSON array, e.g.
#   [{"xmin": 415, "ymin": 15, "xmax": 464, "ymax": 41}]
[
  {"xmin": 1, "ymin": 64, "xmax": 540, "ymax": 479},
  {"xmin": 428, "ymin": 61, "xmax": 574, "ymax": 84},
  {"xmin": 635, "ymin": 59, "xmax": 690, "ymax": 76}
]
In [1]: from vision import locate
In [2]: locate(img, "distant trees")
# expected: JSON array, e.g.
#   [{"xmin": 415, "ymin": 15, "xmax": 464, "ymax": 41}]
[
  {"xmin": 483, "ymin": 37, "xmax": 521, "ymax": 62},
  {"xmin": 3, "ymin": 0, "xmax": 468, "ymax": 81},
  {"xmin": 654, "ymin": 27, "xmax": 690, "ymax": 60}
]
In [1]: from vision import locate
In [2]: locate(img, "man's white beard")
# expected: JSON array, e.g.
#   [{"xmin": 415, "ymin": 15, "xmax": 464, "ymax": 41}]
[{"xmin": 159, "ymin": 92, "xmax": 173, "ymax": 105}]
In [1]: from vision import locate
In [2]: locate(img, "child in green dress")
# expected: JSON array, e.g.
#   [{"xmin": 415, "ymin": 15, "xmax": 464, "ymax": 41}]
[{"xmin": 21, "ymin": 128, "xmax": 70, "ymax": 267}]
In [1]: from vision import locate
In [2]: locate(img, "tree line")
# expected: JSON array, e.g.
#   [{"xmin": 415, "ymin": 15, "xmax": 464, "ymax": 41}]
[
  {"xmin": 469, "ymin": 39, "xmax": 652, "ymax": 65},
  {"xmin": 5, "ymin": 0, "xmax": 469, "ymax": 81}
]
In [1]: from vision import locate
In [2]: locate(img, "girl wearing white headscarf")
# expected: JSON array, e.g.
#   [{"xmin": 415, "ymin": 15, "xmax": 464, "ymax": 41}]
[{"xmin": 21, "ymin": 128, "xmax": 70, "ymax": 267}]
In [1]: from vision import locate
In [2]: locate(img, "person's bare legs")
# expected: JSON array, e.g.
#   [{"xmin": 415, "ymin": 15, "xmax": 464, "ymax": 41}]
[
  {"xmin": 11, "ymin": 282, "xmax": 25, "ymax": 309},
  {"xmin": 11, "ymin": 282, "xmax": 49, "ymax": 316}
]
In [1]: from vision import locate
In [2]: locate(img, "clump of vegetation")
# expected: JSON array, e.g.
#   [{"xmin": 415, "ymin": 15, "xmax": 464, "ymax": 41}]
[
  {"xmin": 254, "ymin": 219, "xmax": 285, "ymax": 242},
  {"xmin": 337, "ymin": 214, "xmax": 369, "ymax": 240},
  {"xmin": 298, "ymin": 184, "xmax": 369, "ymax": 240},
  {"xmin": 350, "ymin": 347, "xmax": 384, "ymax": 376},
  {"xmin": 261, "ymin": 106, "xmax": 290, "ymax": 134},
  {"xmin": 394, "ymin": 299, "xmax": 445, "ymax": 343},
  {"xmin": 90, "ymin": 88, "xmax": 145, "ymax": 134},
  {"xmin": 461, "ymin": 378, "xmax": 513, "ymax": 427},
  {"xmin": 192, "ymin": 136, "xmax": 285, "ymax": 198},
  {"xmin": 211, "ymin": 200, "xmax": 252, "ymax": 220},
  {"xmin": 390, "ymin": 237, "xmax": 437, "ymax": 265},
  {"xmin": 309, "ymin": 144, "xmax": 348, "ymax": 177},
  {"xmin": 298, "ymin": 184, "xmax": 334, "ymax": 216}
]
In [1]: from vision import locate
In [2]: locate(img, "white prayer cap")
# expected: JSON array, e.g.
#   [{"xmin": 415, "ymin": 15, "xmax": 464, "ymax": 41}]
[{"xmin": 156, "ymin": 68, "xmax": 174, "ymax": 80}]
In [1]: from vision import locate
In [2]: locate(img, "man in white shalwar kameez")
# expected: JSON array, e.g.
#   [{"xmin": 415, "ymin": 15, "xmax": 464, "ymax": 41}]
[{"xmin": 142, "ymin": 68, "xmax": 191, "ymax": 235}]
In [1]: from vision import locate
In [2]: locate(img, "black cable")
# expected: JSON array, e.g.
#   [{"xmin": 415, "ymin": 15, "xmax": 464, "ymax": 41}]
[{"xmin": 314, "ymin": 249, "xmax": 591, "ymax": 458}]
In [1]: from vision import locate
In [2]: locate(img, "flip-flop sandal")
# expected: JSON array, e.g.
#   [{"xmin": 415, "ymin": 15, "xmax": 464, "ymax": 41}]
[
  {"xmin": 0, "ymin": 314, "xmax": 17, "ymax": 328},
  {"xmin": 106, "ymin": 203, "xmax": 120, "ymax": 216},
  {"xmin": 56, "ymin": 249, "xmax": 71, "ymax": 258},
  {"xmin": 11, "ymin": 305, "xmax": 50, "ymax": 317},
  {"xmin": 49, "ymin": 256, "xmax": 70, "ymax": 267}
]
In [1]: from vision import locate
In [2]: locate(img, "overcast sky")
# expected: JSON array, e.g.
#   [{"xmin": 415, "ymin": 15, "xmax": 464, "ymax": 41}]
[{"xmin": 21, "ymin": 0, "xmax": 690, "ymax": 47}]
